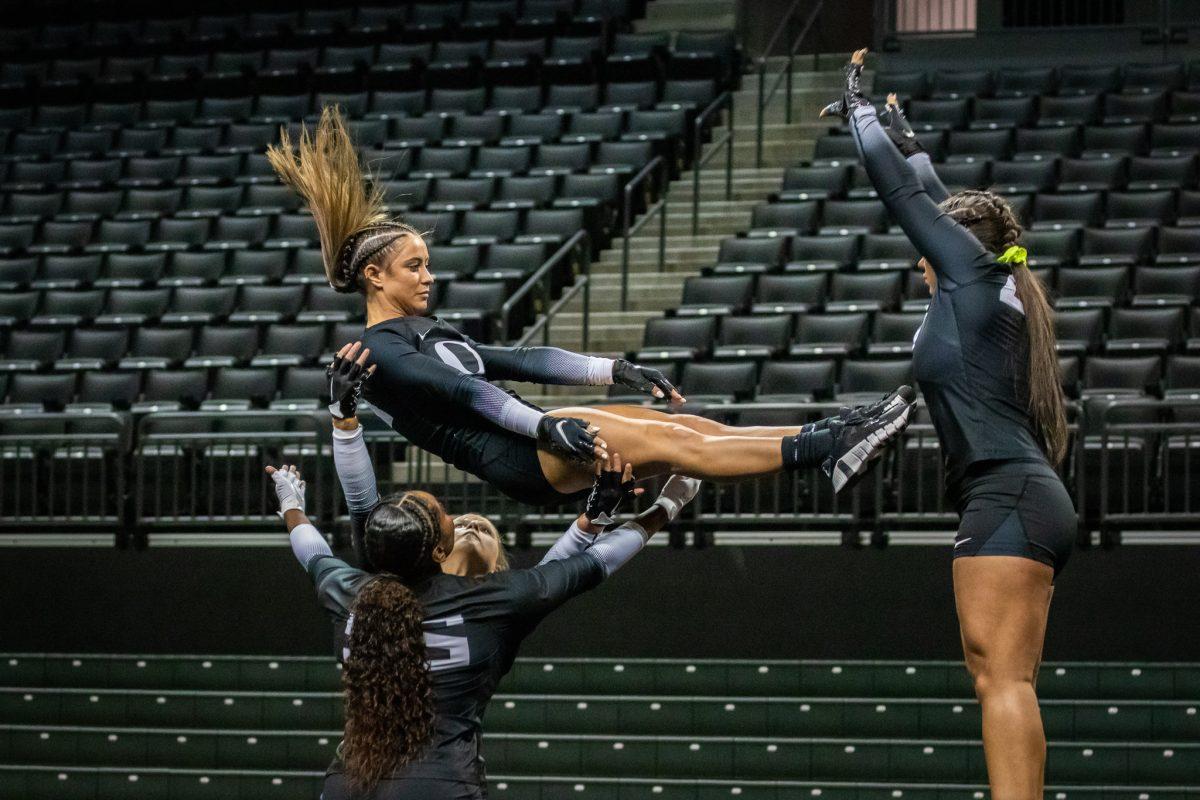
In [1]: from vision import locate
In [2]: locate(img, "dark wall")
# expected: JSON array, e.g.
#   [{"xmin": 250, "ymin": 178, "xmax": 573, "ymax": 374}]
[
  {"xmin": 739, "ymin": 0, "xmax": 877, "ymax": 61},
  {"xmin": 6, "ymin": 543, "xmax": 1199, "ymax": 661}
]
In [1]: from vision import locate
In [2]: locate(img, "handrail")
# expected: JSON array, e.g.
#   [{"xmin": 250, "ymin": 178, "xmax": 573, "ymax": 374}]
[
  {"xmin": 620, "ymin": 155, "xmax": 668, "ymax": 311},
  {"xmin": 516, "ymin": 275, "xmax": 590, "ymax": 350},
  {"xmin": 755, "ymin": 0, "xmax": 826, "ymax": 167},
  {"xmin": 691, "ymin": 90, "xmax": 734, "ymax": 236},
  {"xmin": 497, "ymin": 229, "xmax": 590, "ymax": 345}
]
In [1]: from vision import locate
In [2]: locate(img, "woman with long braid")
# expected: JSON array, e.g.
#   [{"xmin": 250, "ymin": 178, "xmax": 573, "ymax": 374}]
[
  {"xmin": 822, "ymin": 49, "xmax": 1076, "ymax": 800},
  {"xmin": 266, "ymin": 452, "xmax": 699, "ymax": 800},
  {"xmin": 267, "ymin": 107, "xmax": 916, "ymax": 502}
]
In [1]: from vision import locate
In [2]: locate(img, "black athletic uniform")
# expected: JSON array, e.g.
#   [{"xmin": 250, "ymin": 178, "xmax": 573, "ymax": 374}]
[
  {"xmin": 850, "ymin": 103, "xmax": 1075, "ymax": 575},
  {"xmin": 361, "ymin": 316, "xmax": 609, "ymax": 506},
  {"xmin": 306, "ymin": 550, "xmax": 604, "ymax": 800}
]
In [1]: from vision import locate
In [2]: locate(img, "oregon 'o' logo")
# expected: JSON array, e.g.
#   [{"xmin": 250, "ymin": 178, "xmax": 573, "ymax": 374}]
[{"xmin": 433, "ymin": 340, "xmax": 484, "ymax": 375}]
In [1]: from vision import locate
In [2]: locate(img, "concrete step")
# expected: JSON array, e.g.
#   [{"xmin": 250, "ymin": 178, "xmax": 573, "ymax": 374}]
[{"xmin": 634, "ymin": 0, "xmax": 736, "ymax": 32}]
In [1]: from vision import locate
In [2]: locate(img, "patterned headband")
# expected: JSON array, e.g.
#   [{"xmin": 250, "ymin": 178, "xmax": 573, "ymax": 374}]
[{"xmin": 332, "ymin": 224, "xmax": 411, "ymax": 292}]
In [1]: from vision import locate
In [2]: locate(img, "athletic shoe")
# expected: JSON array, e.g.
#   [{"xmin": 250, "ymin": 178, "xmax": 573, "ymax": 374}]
[{"xmin": 823, "ymin": 385, "xmax": 916, "ymax": 493}]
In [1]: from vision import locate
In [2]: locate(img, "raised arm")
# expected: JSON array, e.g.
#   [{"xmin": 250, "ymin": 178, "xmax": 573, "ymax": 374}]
[
  {"xmin": 883, "ymin": 93, "xmax": 950, "ymax": 203},
  {"xmin": 326, "ymin": 344, "xmax": 382, "ymax": 564},
  {"xmin": 266, "ymin": 464, "xmax": 334, "ymax": 569},
  {"xmin": 849, "ymin": 105, "xmax": 992, "ymax": 284},
  {"xmin": 476, "ymin": 342, "xmax": 684, "ymax": 403},
  {"xmin": 540, "ymin": 452, "xmax": 702, "ymax": 573}
]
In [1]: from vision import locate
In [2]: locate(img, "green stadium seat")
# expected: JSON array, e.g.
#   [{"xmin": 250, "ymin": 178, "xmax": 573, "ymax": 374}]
[
  {"xmin": 841, "ymin": 701, "xmax": 921, "ymax": 738},
  {"xmin": 693, "ymin": 698, "xmax": 770, "ymax": 737},
  {"xmin": 916, "ymin": 700, "xmax": 979, "ymax": 738},
  {"xmin": 1097, "ymin": 665, "xmax": 1177, "ymax": 700},
  {"xmin": 1127, "ymin": 743, "xmax": 1200, "ymax": 784},
  {"xmin": 580, "ymin": 736, "xmax": 656, "ymax": 777},
  {"xmin": 2, "ymin": 655, "xmax": 46, "ymax": 686},
  {"xmin": 1072, "ymin": 702, "xmax": 1154, "ymax": 739},
  {"xmin": 732, "ymin": 739, "xmax": 810, "ymax": 779},
  {"xmin": 658, "ymin": 737, "xmax": 735, "ymax": 778},
  {"xmin": 888, "ymin": 741, "xmax": 971, "ymax": 781},
  {"xmin": 767, "ymin": 700, "xmax": 844, "ymax": 738},
  {"xmin": 810, "ymin": 740, "xmax": 890, "ymax": 781},
  {"xmin": 799, "ymin": 664, "xmax": 874, "ymax": 696},
  {"xmin": 1047, "ymin": 743, "xmax": 1130, "ymax": 783},
  {"xmin": 618, "ymin": 698, "xmax": 695, "ymax": 736},
  {"xmin": 1152, "ymin": 703, "xmax": 1200, "ymax": 739}
]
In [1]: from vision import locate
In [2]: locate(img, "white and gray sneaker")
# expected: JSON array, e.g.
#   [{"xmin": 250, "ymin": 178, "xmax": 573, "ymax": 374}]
[{"xmin": 823, "ymin": 385, "xmax": 917, "ymax": 493}]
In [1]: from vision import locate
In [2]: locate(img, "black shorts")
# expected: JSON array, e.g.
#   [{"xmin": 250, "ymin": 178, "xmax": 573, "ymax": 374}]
[
  {"xmin": 470, "ymin": 429, "xmax": 590, "ymax": 508},
  {"xmin": 952, "ymin": 459, "xmax": 1076, "ymax": 577},
  {"xmin": 322, "ymin": 775, "xmax": 483, "ymax": 800}
]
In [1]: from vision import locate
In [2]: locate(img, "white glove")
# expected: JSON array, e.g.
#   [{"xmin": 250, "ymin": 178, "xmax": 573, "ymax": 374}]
[
  {"xmin": 269, "ymin": 465, "xmax": 306, "ymax": 519},
  {"xmin": 652, "ymin": 474, "xmax": 702, "ymax": 521}
]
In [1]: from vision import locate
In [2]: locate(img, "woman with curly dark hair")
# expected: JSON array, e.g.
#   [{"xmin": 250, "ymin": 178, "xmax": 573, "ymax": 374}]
[
  {"xmin": 265, "ymin": 450, "xmax": 699, "ymax": 800},
  {"xmin": 821, "ymin": 49, "xmax": 1076, "ymax": 800}
]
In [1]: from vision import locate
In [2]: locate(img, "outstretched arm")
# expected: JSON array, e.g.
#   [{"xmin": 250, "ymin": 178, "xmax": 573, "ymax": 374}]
[
  {"xmin": 883, "ymin": 93, "xmax": 950, "ymax": 203},
  {"xmin": 332, "ymin": 419, "xmax": 379, "ymax": 565},
  {"xmin": 477, "ymin": 342, "xmax": 684, "ymax": 403},
  {"xmin": 848, "ymin": 102, "xmax": 992, "ymax": 284},
  {"xmin": 540, "ymin": 455, "xmax": 701, "ymax": 573},
  {"xmin": 266, "ymin": 465, "xmax": 334, "ymax": 568}
]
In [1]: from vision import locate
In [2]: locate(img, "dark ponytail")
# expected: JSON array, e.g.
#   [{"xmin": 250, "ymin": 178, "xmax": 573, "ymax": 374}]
[
  {"xmin": 940, "ymin": 190, "xmax": 1069, "ymax": 466},
  {"xmin": 341, "ymin": 491, "xmax": 446, "ymax": 791}
]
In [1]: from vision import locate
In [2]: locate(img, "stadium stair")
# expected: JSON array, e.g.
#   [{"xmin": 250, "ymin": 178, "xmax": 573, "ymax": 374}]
[
  {"xmin": 1, "ymin": 654, "xmax": 1196, "ymax": 799},
  {"xmin": 511, "ymin": 59, "xmax": 864, "ymax": 408}
]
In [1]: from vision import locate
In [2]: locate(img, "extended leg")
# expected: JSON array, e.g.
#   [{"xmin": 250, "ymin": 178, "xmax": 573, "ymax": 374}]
[
  {"xmin": 953, "ymin": 556, "xmax": 1055, "ymax": 800},
  {"xmin": 537, "ymin": 406, "xmax": 832, "ymax": 494},
  {"xmin": 595, "ymin": 404, "xmax": 811, "ymax": 438}
]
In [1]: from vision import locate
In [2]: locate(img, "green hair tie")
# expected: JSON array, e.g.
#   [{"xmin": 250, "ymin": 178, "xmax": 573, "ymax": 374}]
[{"xmin": 998, "ymin": 245, "xmax": 1028, "ymax": 265}]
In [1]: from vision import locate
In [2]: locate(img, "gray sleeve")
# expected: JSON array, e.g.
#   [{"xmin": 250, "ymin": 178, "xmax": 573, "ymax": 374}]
[
  {"xmin": 538, "ymin": 521, "xmax": 597, "ymax": 566},
  {"xmin": 476, "ymin": 343, "xmax": 614, "ymax": 386},
  {"xmin": 290, "ymin": 523, "xmax": 333, "ymax": 568},
  {"xmin": 907, "ymin": 152, "xmax": 951, "ymax": 203},
  {"xmin": 585, "ymin": 520, "xmax": 651, "ymax": 577},
  {"xmin": 332, "ymin": 425, "xmax": 381, "ymax": 514}
]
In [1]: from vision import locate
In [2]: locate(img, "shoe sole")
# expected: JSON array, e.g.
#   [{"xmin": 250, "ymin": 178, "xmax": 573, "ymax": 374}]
[{"xmin": 832, "ymin": 399, "xmax": 914, "ymax": 494}]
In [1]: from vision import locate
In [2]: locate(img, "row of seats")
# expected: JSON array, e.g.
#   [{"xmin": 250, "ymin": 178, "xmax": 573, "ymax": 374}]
[
  {"xmin": 2, "ymin": 693, "xmax": 1195, "ymax": 739},
  {"xmin": 0, "ymin": 239, "xmax": 577, "ymax": 290},
  {"xmin": 1, "ymin": 1, "xmax": 650, "ymax": 54},
  {"xmin": 639, "ymin": 305, "xmax": 1200, "ymax": 361},
  {"xmin": 4, "ymin": 354, "xmax": 1198, "ymax": 411},
  {"xmin": 2, "ymin": 32, "xmax": 734, "ymax": 97},
  {"xmin": 1, "ymin": 86, "xmax": 716, "ymax": 151},
  {"xmin": 880, "ymin": 93, "xmax": 1200, "ymax": 130},
  {"xmin": 0, "ymin": 206, "xmax": 590, "ymax": 252},
  {"xmin": 789, "ymin": 156, "xmax": 1200, "ymax": 197},
  {"xmin": 3, "ymin": 767, "xmax": 1172, "ymax": 800},
  {"xmin": 9, "ymin": 654, "xmax": 1195, "ymax": 698},
  {"xmin": 4, "ymin": 726, "xmax": 1196, "ymax": 783},
  {"xmin": 876, "ymin": 62, "xmax": 1200, "ymax": 99}
]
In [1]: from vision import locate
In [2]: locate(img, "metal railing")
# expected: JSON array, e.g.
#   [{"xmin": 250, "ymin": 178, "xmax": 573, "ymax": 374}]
[
  {"xmin": 498, "ymin": 229, "xmax": 591, "ymax": 348},
  {"xmin": 133, "ymin": 412, "xmax": 325, "ymax": 529},
  {"xmin": 1077, "ymin": 398, "xmax": 1200, "ymax": 538},
  {"xmin": 619, "ymin": 155, "xmax": 668, "ymax": 311},
  {"xmin": 0, "ymin": 412, "xmax": 127, "ymax": 528},
  {"xmin": 3, "ymin": 401, "xmax": 1199, "ymax": 541},
  {"xmin": 755, "ymin": 0, "xmax": 826, "ymax": 168},
  {"xmin": 690, "ymin": 91, "xmax": 734, "ymax": 236}
]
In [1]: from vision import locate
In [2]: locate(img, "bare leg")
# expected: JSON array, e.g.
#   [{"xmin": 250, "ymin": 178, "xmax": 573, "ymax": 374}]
[
  {"xmin": 537, "ymin": 406, "xmax": 798, "ymax": 494},
  {"xmin": 953, "ymin": 556, "xmax": 1055, "ymax": 800},
  {"xmin": 595, "ymin": 404, "xmax": 811, "ymax": 438}
]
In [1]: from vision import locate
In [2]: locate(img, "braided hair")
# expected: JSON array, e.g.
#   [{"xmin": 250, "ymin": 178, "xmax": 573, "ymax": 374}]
[
  {"xmin": 341, "ymin": 490, "xmax": 447, "ymax": 791},
  {"xmin": 266, "ymin": 106, "xmax": 423, "ymax": 294},
  {"xmin": 939, "ymin": 190, "xmax": 1069, "ymax": 465}
]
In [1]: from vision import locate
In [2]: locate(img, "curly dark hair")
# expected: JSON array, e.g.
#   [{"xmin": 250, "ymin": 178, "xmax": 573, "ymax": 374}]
[
  {"xmin": 939, "ymin": 190, "xmax": 1068, "ymax": 465},
  {"xmin": 341, "ymin": 490, "xmax": 447, "ymax": 791}
]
